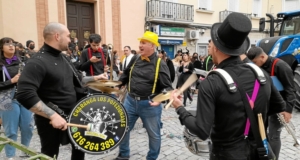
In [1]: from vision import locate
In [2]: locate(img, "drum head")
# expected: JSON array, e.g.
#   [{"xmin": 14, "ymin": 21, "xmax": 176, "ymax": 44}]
[{"xmin": 68, "ymin": 94, "xmax": 128, "ymax": 154}]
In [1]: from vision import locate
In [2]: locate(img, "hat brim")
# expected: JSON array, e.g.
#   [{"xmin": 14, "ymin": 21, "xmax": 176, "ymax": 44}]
[
  {"xmin": 138, "ymin": 37, "xmax": 160, "ymax": 46},
  {"xmin": 211, "ymin": 23, "xmax": 250, "ymax": 56}
]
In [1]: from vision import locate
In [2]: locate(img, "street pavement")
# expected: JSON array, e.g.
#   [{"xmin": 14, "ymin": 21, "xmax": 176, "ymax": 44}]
[{"xmin": 1, "ymin": 93, "xmax": 300, "ymax": 160}]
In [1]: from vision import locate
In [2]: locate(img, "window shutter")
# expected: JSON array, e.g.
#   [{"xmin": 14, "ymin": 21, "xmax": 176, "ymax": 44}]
[
  {"xmin": 199, "ymin": 0, "xmax": 209, "ymax": 10},
  {"xmin": 228, "ymin": 0, "xmax": 239, "ymax": 12},
  {"xmin": 285, "ymin": 0, "xmax": 300, "ymax": 11},
  {"xmin": 253, "ymin": 0, "xmax": 261, "ymax": 17}
]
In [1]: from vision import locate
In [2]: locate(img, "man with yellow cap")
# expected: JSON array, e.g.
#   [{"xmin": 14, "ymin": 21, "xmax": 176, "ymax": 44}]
[{"xmin": 115, "ymin": 31, "xmax": 173, "ymax": 160}]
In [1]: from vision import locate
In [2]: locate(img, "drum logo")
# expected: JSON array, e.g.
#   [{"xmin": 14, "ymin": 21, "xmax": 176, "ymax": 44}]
[
  {"xmin": 85, "ymin": 111, "xmax": 118, "ymax": 140},
  {"xmin": 69, "ymin": 94, "xmax": 128, "ymax": 154},
  {"xmin": 72, "ymin": 96, "xmax": 125, "ymax": 140}
]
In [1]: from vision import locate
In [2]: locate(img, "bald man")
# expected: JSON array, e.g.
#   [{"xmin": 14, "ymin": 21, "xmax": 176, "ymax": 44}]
[{"xmin": 16, "ymin": 22, "xmax": 85, "ymax": 159}]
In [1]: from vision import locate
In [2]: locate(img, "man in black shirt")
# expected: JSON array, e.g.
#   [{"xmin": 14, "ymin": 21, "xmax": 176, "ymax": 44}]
[
  {"xmin": 16, "ymin": 22, "xmax": 85, "ymax": 159},
  {"xmin": 171, "ymin": 13, "xmax": 286, "ymax": 160},
  {"xmin": 79, "ymin": 34, "xmax": 109, "ymax": 76},
  {"xmin": 114, "ymin": 31, "xmax": 173, "ymax": 160},
  {"xmin": 247, "ymin": 46, "xmax": 295, "ymax": 159}
]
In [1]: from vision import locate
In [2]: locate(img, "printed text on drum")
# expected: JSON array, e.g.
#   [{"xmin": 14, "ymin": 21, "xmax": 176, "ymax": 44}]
[
  {"xmin": 72, "ymin": 132, "xmax": 115, "ymax": 151},
  {"xmin": 72, "ymin": 96, "xmax": 126, "ymax": 127}
]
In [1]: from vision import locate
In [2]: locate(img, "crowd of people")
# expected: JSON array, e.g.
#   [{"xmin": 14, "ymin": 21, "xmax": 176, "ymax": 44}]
[{"xmin": 0, "ymin": 12, "xmax": 297, "ymax": 160}]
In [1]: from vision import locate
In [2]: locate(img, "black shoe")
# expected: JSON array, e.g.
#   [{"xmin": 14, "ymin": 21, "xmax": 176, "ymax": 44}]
[{"xmin": 114, "ymin": 154, "xmax": 130, "ymax": 160}]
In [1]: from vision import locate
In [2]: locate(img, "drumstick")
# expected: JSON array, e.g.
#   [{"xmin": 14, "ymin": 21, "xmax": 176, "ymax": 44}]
[
  {"xmin": 258, "ymin": 114, "xmax": 266, "ymax": 140},
  {"xmin": 67, "ymin": 123, "xmax": 88, "ymax": 129},
  {"xmin": 165, "ymin": 74, "xmax": 198, "ymax": 110},
  {"xmin": 50, "ymin": 122, "xmax": 92, "ymax": 131}
]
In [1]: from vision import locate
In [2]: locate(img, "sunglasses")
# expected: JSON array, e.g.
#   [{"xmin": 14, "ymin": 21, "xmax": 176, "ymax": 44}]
[{"xmin": 4, "ymin": 43, "xmax": 16, "ymax": 46}]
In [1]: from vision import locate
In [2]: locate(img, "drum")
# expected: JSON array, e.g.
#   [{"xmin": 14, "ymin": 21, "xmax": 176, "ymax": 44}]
[
  {"xmin": 183, "ymin": 126, "xmax": 211, "ymax": 155},
  {"xmin": 68, "ymin": 94, "xmax": 128, "ymax": 154}
]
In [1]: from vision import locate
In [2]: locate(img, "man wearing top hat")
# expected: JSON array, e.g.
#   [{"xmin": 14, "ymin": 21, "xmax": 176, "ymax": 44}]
[
  {"xmin": 170, "ymin": 13, "xmax": 285, "ymax": 159},
  {"xmin": 115, "ymin": 31, "xmax": 173, "ymax": 160}
]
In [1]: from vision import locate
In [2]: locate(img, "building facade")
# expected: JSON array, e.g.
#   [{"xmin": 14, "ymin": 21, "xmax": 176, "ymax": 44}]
[
  {"xmin": 0, "ymin": 0, "xmax": 300, "ymax": 58},
  {"xmin": 0, "ymin": 0, "xmax": 147, "ymax": 56},
  {"xmin": 147, "ymin": 0, "xmax": 300, "ymax": 58}
]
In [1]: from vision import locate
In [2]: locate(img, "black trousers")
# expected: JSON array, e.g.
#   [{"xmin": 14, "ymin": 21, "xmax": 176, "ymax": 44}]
[
  {"xmin": 35, "ymin": 115, "xmax": 85, "ymax": 160},
  {"xmin": 183, "ymin": 88, "xmax": 193, "ymax": 106},
  {"xmin": 209, "ymin": 139, "xmax": 258, "ymax": 160}
]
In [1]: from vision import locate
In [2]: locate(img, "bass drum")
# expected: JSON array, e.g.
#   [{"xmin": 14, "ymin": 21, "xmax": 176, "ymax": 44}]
[
  {"xmin": 68, "ymin": 94, "xmax": 128, "ymax": 155},
  {"xmin": 183, "ymin": 127, "xmax": 211, "ymax": 155},
  {"xmin": 183, "ymin": 110, "xmax": 210, "ymax": 155}
]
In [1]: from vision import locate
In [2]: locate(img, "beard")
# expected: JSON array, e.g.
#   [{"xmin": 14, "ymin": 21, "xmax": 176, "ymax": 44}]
[{"xmin": 58, "ymin": 39, "xmax": 68, "ymax": 51}]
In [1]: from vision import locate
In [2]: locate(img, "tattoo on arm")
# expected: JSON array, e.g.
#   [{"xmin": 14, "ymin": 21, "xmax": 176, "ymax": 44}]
[{"xmin": 30, "ymin": 101, "xmax": 56, "ymax": 119}]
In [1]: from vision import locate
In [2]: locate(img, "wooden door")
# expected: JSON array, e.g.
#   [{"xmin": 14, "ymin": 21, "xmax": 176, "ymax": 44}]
[{"xmin": 66, "ymin": 1, "xmax": 95, "ymax": 49}]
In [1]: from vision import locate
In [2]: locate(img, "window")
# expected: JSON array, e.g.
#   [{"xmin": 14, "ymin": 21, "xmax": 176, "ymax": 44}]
[
  {"xmin": 281, "ymin": 16, "xmax": 300, "ymax": 35},
  {"xmin": 198, "ymin": 0, "xmax": 211, "ymax": 10},
  {"xmin": 253, "ymin": 0, "xmax": 261, "ymax": 17},
  {"xmin": 198, "ymin": 45, "xmax": 208, "ymax": 56},
  {"xmin": 284, "ymin": 0, "xmax": 300, "ymax": 11},
  {"xmin": 228, "ymin": 0, "xmax": 239, "ymax": 12}
]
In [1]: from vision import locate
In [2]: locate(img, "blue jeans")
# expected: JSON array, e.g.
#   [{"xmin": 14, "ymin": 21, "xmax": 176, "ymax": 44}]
[
  {"xmin": 268, "ymin": 114, "xmax": 282, "ymax": 159},
  {"xmin": 118, "ymin": 94, "xmax": 162, "ymax": 160},
  {"xmin": 0, "ymin": 99, "xmax": 33, "ymax": 158}
]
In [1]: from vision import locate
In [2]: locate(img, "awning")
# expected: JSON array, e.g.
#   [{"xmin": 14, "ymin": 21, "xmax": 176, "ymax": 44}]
[{"xmin": 158, "ymin": 39, "xmax": 183, "ymax": 45}]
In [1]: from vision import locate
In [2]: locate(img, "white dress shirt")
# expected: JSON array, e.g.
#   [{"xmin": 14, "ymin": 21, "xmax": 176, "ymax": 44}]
[{"xmin": 122, "ymin": 53, "xmax": 134, "ymax": 70}]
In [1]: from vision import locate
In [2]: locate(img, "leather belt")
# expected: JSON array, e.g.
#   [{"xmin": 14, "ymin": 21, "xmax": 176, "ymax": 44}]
[{"xmin": 128, "ymin": 93, "xmax": 149, "ymax": 101}]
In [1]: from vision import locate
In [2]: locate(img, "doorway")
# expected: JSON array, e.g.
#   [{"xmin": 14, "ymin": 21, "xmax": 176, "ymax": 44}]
[
  {"xmin": 161, "ymin": 45, "xmax": 175, "ymax": 59},
  {"xmin": 66, "ymin": 1, "xmax": 95, "ymax": 49}
]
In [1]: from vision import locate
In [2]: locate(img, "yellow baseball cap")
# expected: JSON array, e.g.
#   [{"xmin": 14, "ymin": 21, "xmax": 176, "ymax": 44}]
[{"xmin": 138, "ymin": 31, "xmax": 160, "ymax": 46}]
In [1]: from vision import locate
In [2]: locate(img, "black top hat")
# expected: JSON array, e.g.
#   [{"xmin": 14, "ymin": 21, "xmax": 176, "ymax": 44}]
[{"xmin": 211, "ymin": 12, "xmax": 252, "ymax": 56}]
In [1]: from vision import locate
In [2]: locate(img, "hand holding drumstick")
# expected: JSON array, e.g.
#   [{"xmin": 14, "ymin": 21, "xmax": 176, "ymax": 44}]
[
  {"xmin": 166, "ymin": 74, "xmax": 198, "ymax": 110},
  {"xmin": 50, "ymin": 120, "xmax": 92, "ymax": 131}
]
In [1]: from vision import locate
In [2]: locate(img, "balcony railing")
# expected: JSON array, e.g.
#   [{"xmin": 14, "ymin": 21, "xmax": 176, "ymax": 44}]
[
  {"xmin": 219, "ymin": 10, "xmax": 252, "ymax": 22},
  {"xmin": 146, "ymin": 0, "xmax": 194, "ymax": 24}
]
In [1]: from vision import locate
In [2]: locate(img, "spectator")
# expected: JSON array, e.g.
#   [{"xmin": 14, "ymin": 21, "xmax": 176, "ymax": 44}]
[
  {"xmin": 24, "ymin": 40, "xmax": 36, "ymax": 58},
  {"xmin": 131, "ymin": 50, "xmax": 137, "ymax": 55},
  {"xmin": 0, "ymin": 37, "xmax": 33, "ymax": 159},
  {"xmin": 158, "ymin": 50, "xmax": 175, "ymax": 82},
  {"xmin": 177, "ymin": 51, "xmax": 194, "ymax": 106},
  {"xmin": 79, "ymin": 34, "xmax": 109, "ymax": 76}
]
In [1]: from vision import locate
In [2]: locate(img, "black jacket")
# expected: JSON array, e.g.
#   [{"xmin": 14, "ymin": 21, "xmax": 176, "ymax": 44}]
[
  {"xmin": 16, "ymin": 43, "xmax": 78, "ymax": 111},
  {"xmin": 166, "ymin": 58, "xmax": 175, "ymax": 82},
  {"xmin": 176, "ymin": 56, "xmax": 285, "ymax": 145},
  {"xmin": 0, "ymin": 57, "xmax": 20, "ymax": 90},
  {"xmin": 78, "ymin": 47, "xmax": 111, "ymax": 76},
  {"xmin": 261, "ymin": 56, "xmax": 295, "ymax": 113}
]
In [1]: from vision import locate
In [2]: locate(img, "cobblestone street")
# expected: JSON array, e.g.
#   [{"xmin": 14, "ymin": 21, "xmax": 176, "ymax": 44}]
[{"xmin": 1, "ymin": 94, "xmax": 300, "ymax": 160}]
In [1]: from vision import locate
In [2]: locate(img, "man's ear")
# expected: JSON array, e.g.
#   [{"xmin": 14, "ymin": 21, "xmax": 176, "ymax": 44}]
[
  {"xmin": 54, "ymin": 33, "xmax": 59, "ymax": 41},
  {"xmin": 213, "ymin": 45, "xmax": 219, "ymax": 53}
]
